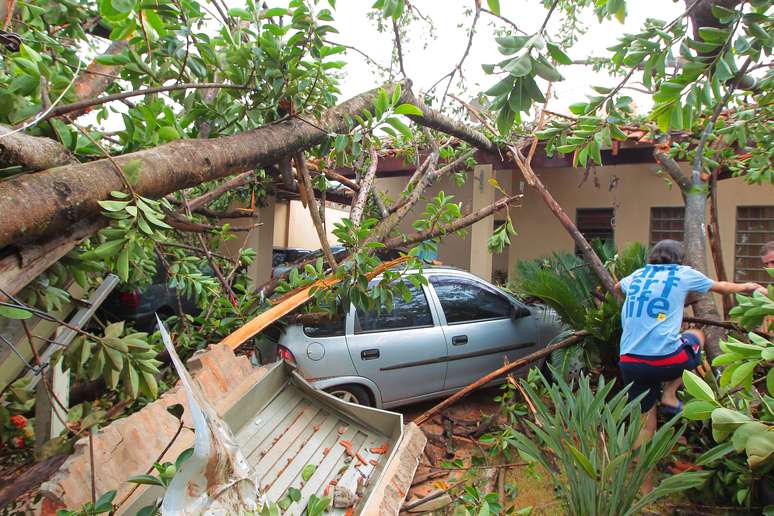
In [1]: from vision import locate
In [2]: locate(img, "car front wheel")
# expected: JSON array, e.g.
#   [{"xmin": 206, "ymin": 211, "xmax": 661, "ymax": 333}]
[{"xmin": 325, "ymin": 385, "xmax": 371, "ymax": 406}]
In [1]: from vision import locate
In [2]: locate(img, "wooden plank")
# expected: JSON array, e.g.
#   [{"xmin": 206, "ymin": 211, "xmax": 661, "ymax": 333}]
[{"xmin": 219, "ymin": 256, "xmax": 409, "ymax": 350}]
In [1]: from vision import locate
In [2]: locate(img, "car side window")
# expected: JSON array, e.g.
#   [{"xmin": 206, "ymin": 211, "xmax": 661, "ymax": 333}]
[
  {"xmin": 303, "ymin": 318, "xmax": 345, "ymax": 338},
  {"xmin": 354, "ymin": 284, "xmax": 433, "ymax": 334},
  {"xmin": 430, "ymin": 275, "xmax": 512, "ymax": 324}
]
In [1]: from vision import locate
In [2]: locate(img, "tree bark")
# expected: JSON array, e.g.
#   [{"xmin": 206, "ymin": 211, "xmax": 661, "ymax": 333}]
[
  {"xmin": 0, "ymin": 124, "xmax": 77, "ymax": 171},
  {"xmin": 708, "ymin": 169, "xmax": 732, "ymax": 317},
  {"xmin": 71, "ymin": 40, "xmax": 129, "ymax": 110},
  {"xmin": 294, "ymin": 153, "xmax": 338, "ymax": 270},
  {"xmin": 349, "ymin": 147, "xmax": 378, "ymax": 226},
  {"xmin": 184, "ymin": 171, "xmax": 255, "ymax": 212},
  {"xmin": 0, "ymin": 81, "xmax": 413, "ymax": 250}
]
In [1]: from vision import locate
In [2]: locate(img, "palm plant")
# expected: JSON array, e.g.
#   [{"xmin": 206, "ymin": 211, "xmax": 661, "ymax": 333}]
[
  {"xmin": 506, "ymin": 371, "xmax": 709, "ymax": 515},
  {"xmin": 510, "ymin": 241, "xmax": 647, "ymax": 368}
]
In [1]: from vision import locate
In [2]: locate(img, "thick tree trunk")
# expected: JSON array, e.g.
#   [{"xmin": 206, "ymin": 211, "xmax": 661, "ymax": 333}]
[
  {"xmin": 684, "ymin": 190, "xmax": 725, "ymax": 359},
  {"xmin": 0, "ymin": 81, "xmax": 414, "ymax": 250},
  {"xmin": 0, "ymin": 124, "xmax": 77, "ymax": 171}
]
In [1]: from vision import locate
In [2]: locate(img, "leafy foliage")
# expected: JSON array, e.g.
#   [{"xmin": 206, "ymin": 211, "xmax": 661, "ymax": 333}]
[
  {"xmin": 510, "ymin": 242, "xmax": 647, "ymax": 365},
  {"xmin": 501, "ymin": 370, "xmax": 709, "ymax": 515}
]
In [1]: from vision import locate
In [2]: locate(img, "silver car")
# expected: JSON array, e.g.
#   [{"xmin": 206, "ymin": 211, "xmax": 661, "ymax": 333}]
[{"xmin": 275, "ymin": 267, "xmax": 563, "ymax": 408}]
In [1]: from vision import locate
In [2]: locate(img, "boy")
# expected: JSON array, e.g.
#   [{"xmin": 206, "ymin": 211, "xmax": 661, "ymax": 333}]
[{"xmin": 615, "ymin": 240, "xmax": 765, "ymax": 439}]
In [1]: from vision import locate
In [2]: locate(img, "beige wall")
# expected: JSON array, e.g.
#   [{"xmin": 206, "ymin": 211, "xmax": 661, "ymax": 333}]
[
  {"xmin": 375, "ymin": 172, "xmax": 475, "ymax": 270},
  {"xmin": 505, "ymin": 163, "xmax": 774, "ymax": 282},
  {"xmin": 273, "ymin": 200, "xmax": 349, "ymax": 249},
  {"xmin": 220, "ymin": 197, "xmax": 275, "ymax": 287}
]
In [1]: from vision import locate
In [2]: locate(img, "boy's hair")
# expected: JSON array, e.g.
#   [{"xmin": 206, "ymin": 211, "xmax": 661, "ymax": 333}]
[
  {"xmin": 760, "ymin": 241, "xmax": 774, "ymax": 256},
  {"xmin": 648, "ymin": 239, "xmax": 685, "ymax": 265}
]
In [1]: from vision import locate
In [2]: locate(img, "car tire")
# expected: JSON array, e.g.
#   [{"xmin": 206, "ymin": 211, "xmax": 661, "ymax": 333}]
[{"xmin": 325, "ymin": 385, "xmax": 372, "ymax": 406}]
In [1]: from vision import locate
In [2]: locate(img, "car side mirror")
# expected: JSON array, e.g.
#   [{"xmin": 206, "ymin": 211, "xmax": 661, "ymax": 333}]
[{"xmin": 511, "ymin": 304, "xmax": 531, "ymax": 319}]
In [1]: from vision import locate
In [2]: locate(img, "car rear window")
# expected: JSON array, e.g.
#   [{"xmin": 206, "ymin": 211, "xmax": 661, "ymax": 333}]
[
  {"xmin": 354, "ymin": 283, "xmax": 433, "ymax": 334},
  {"xmin": 303, "ymin": 318, "xmax": 345, "ymax": 338}
]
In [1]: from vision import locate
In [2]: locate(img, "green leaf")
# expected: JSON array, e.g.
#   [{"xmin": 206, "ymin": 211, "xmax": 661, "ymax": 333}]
[
  {"xmin": 0, "ymin": 306, "xmax": 33, "ymax": 320},
  {"xmin": 745, "ymin": 430, "xmax": 774, "ymax": 470},
  {"xmin": 116, "ymin": 247, "xmax": 130, "ymax": 282},
  {"xmin": 385, "ymin": 117, "xmax": 411, "ymax": 138},
  {"xmin": 496, "ymin": 36, "xmax": 529, "ymax": 53},
  {"xmin": 158, "ymin": 126, "xmax": 179, "ymax": 142},
  {"xmin": 302, "ymin": 464, "xmax": 317, "ymax": 481},
  {"xmin": 695, "ymin": 441, "xmax": 734, "ymax": 466},
  {"xmin": 98, "ymin": 200, "xmax": 130, "ymax": 212},
  {"xmin": 288, "ymin": 487, "xmax": 302, "ymax": 502},
  {"xmin": 682, "ymin": 370, "xmax": 716, "ymax": 403},
  {"xmin": 485, "ymin": 75, "xmax": 515, "ymax": 96},
  {"xmin": 393, "ymin": 103, "xmax": 423, "ymax": 116},
  {"xmin": 546, "ymin": 42, "xmax": 572, "ymax": 65},
  {"xmin": 532, "ymin": 59, "xmax": 563, "ymax": 82},
  {"xmin": 682, "ymin": 400, "xmax": 716, "ymax": 420},
  {"xmin": 93, "ymin": 490, "xmax": 117, "ymax": 513},
  {"xmin": 729, "ymin": 360, "xmax": 758, "ymax": 388},
  {"xmin": 14, "ymin": 58, "xmax": 40, "ymax": 77},
  {"xmin": 564, "ymin": 440, "xmax": 596, "ymax": 478},
  {"xmin": 568, "ymin": 102, "xmax": 587, "ymax": 115},
  {"xmin": 111, "ymin": 0, "xmax": 135, "ymax": 14},
  {"xmin": 711, "ymin": 407, "xmax": 752, "ymax": 432},
  {"xmin": 698, "ymin": 26, "xmax": 731, "ymax": 43},
  {"xmin": 504, "ymin": 54, "xmax": 532, "ymax": 77},
  {"xmin": 487, "ymin": 0, "xmax": 500, "ymax": 16},
  {"xmin": 93, "ymin": 239, "xmax": 126, "ymax": 258},
  {"xmin": 732, "ymin": 421, "xmax": 768, "ymax": 452},
  {"xmin": 94, "ymin": 54, "xmax": 131, "ymax": 65},
  {"xmin": 128, "ymin": 474, "xmax": 165, "ymax": 486},
  {"xmin": 495, "ymin": 107, "xmax": 515, "ymax": 135}
]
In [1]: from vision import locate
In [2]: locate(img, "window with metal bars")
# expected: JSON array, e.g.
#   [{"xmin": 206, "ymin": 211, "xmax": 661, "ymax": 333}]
[
  {"xmin": 575, "ymin": 208, "xmax": 614, "ymax": 255},
  {"xmin": 650, "ymin": 207, "xmax": 685, "ymax": 246},
  {"xmin": 735, "ymin": 206, "xmax": 774, "ymax": 285}
]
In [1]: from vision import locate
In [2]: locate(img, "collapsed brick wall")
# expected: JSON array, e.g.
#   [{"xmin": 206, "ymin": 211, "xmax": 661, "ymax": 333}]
[{"xmin": 38, "ymin": 344, "xmax": 267, "ymax": 514}]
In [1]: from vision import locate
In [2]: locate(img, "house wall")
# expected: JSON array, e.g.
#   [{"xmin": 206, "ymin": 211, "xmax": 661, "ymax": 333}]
[
  {"xmin": 504, "ymin": 163, "xmax": 774, "ymax": 282},
  {"xmin": 375, "ymin": 173, "xmax": 474, "ymax": 271},
  {"xmin": 272, "ymin": 200, "xmax": 349, "ymax": 249}
]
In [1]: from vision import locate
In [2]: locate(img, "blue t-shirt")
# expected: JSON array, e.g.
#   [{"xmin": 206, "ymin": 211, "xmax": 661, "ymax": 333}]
[{"xmin": 619, "ymin": 264, "xmax": 714, "ymax": 357}]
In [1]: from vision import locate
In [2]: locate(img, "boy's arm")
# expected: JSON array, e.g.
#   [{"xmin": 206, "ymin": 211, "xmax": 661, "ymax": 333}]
[
  {"xmin": 710, "ymin": 281, "xmax": 766, "ymax": 296},
  {"xmin": 615, "ymin": 281, "xmax": 624, "ymax": 297}
]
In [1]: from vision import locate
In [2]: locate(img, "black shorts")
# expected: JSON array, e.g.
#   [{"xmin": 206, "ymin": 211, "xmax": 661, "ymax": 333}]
[{"xmin": 618, "ymin": 333, "xmax": 702, "ymax": 412}]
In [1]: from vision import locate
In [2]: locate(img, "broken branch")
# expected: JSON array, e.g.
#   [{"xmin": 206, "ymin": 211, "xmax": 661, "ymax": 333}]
[
  {"xmin": 350, "ymin": 147, "xmax": 378, "ymax": 226},
  {"xmin": 295, "ymin": 152, "xmax": 338, "ymax": 270},
  {"xmin": 413, "ymin": 331, "xmax": 588, "ymax": 425}
]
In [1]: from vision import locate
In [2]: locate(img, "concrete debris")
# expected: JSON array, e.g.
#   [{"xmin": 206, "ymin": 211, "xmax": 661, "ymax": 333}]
[{"xmin": 157, "ymin": 316, "xmax": 263, "ymax": 515}]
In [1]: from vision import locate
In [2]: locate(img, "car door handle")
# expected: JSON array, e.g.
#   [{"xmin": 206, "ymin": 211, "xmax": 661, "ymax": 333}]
[
  {"xmin": 451, "ymin": 335, "xmax": 468, "ymax": 346},
  {"xmin": 361, "ymin": 349, "xmax": 380, "ymax": 360}
]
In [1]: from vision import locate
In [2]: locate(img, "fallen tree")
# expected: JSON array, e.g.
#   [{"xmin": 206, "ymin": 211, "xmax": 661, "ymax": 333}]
[{"xmin": 0, "ymin": 81, "xmax": 413, "ymax": 249}]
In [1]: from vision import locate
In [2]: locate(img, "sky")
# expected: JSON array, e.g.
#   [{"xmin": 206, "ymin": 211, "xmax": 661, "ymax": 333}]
[
  {"xmin": 324, "ymin": 0, "xmax": 685, "ymax": 115},
  {"xmin": 88, "ymin": 0, "xmax": 688, "ymax": 130}
]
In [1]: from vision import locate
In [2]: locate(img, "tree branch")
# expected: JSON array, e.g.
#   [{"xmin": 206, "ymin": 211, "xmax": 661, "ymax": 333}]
[
  {"xmin": 654, "ymin": 149, "xmax": 691, "ymax": 194},
  {"xmin": 184, "ymin": 171, "xmax": 255, "ymax": 212},
  {"xmin": 294, "ymin": 153, "xmax": 338, "ymax": 270},
  {"xmin": 43, "ymin": 83, "xmax": 253, "ymax": 121},
  {"xmin": 383, "ymin": 195, "xmax": 520, "ymax": 249},
  {"xmin": 0, "ymin": 124, "xmax": 77, "ymax": 171},
  {"xmin": 350, "ymin": 147, "xmax": 378, "ymax": 226},
  {"xmin": 392, "ymin": 19, "xmax": 407, "ymax": 79}
]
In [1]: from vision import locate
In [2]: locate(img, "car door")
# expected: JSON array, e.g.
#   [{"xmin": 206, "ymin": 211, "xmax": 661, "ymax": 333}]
[
  {"xmin": 345, "ymin": 282, "xmax": 448, "ymax": 405},
  {"xmin": 427, "ymin": 274, "xmax": 541, "ymax": 391}
]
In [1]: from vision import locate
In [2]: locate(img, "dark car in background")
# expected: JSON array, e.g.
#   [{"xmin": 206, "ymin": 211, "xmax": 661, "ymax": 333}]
[{"xmin": 99, "ymin": 262, "xmax": 199, "ymax": 332}]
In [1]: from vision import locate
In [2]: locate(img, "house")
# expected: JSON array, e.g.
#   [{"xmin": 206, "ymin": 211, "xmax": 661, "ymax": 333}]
[{"xmin": 220, "ymin": 140, "xmax": 773, "ymax": 289}]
